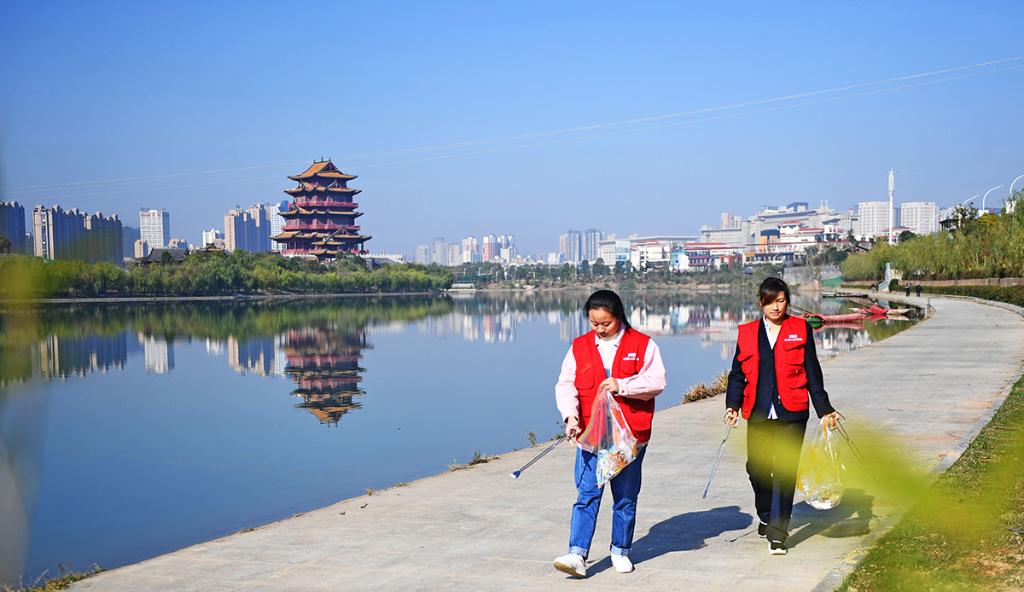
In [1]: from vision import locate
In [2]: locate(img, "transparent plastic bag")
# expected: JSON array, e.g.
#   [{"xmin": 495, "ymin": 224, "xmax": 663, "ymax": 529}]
[
  {"xmin": 798, "ymin": 420, "xmax": 846, "ymax": 510},
  {"xmin": 578, "ymin": 389, "xmax": 639, "ymax": 487}
]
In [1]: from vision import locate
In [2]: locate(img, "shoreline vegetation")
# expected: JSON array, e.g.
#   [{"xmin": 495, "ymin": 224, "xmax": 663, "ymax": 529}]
[
  {"xmin": 0, "ymin": 252, "xmax": 784, "ymax": 302},
  {"xmin": 842, "ymin": 189, "xmax": 1024, "ymax": 283},
  {"xmin": 0, "ymin": 252, "xmax": 453, "ymax": 300},
  {"xmin": 0, "ymin": 566, "xmax": 102, "ymax": 592}
]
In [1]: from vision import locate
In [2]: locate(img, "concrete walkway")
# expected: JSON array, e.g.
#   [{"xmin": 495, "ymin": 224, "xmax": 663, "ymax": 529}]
[{"xmin": 74, "ymin": 296, "xmax": 1024, "ymax": 592}]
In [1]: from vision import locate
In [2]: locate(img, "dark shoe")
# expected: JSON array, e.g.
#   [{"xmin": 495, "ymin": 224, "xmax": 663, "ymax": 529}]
[
  {"xmin": 769, "ymin": 540, "xmax": 787, "ymax": 555},
  {"xmin": 757, "ymin": 521, "xmax": 768, "ymax": 538}
]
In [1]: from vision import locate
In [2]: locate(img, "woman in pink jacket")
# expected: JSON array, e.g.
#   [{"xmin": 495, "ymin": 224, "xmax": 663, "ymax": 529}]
[{"xmin": 552, "ymin": 290, "xmax": 666, "ymax": 577}]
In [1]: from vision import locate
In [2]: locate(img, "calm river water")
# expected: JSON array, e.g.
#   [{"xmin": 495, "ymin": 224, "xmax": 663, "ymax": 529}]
[{"xmin": 0, "ymin": 290, "xmax": 913, "ymax": 586}]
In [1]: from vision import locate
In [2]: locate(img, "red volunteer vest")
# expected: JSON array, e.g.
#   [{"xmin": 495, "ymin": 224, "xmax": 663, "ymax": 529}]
[
  {"xmin": 572, "ymin": 329, "xmax": 654, "ymax": 443},
  {"xmin": 735, "ymin": 315, "xmax": 810, "ymax": 420}
]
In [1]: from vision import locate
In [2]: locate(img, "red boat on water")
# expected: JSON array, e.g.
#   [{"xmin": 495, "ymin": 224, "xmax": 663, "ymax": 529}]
[
  {"xmin": 852, "ymin": 305, "xmax": 913, "ymax": 317},
  {"xmin": 800, "ymin": 312, "xmax": 869, "ymax": 324}
]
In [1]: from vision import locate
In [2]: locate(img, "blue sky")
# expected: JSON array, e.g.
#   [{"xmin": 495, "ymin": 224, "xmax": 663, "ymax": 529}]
[{"xmin": 2, "ymin": 1, "xmax": 1023, "ymax": 256}]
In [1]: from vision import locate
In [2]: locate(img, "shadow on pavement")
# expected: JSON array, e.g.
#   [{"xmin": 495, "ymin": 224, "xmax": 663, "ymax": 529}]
[
  {"xmin": 787, "ymin": 488, "xmax": 874, "ymax": 548},
  {"xmin": 588, "ymin": 505, "xmax": 752, "ymax": 575}
]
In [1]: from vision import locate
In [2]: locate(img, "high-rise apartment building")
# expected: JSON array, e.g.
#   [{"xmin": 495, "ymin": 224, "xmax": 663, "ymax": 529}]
[
  {"xmin": 121, "ymin": 225, "xmax": 140, "ymax": 260},
  {"xmin": 415, "ymin": 245, "xmax": 431, "ymax": 265},
  {"xmin": 431, "ymin": 237, "xmax": 447, "ymax": 266},
  {"xmin": 582, "ymin": 229, "xmax": 604, "ymax": 262},
  {"xmin": 460, "ymin": 236, "xmax": 480, "ymax": 263},
  {"xmin": 224, "ymin": 207, "xmax": 257, "ymax": 252},
  {"xmin": 139, "ymin": 209, "xmax": 170, "ymax": 248},
  {"xmin": 0, "ymin": 201, "xmax": 27, "ymax": 254},
  {"xmin": 481, "ymin": 235, "xmax": 499, "ymax": 262},
  {"xmin": 247, "ymin": 204, "xmax": 271, "ymax": 252},
  {"xmin": 269, "ymin": 200, "xmax": 288, "ymax": 252},
  {"xmin": 900, "ymin": 202, "xmax": 938, "ymax": 235},
  {"xmin": 33, "ymin": 205, "xmax": 122, "ymax": 263},
  {"xmin": 559, "ymin": 230, "xmax": 583, "ymax": 264},
  {"xmin": 855, "ymin": 201, "xmax": 892, "ymax": 240},
  {"xmin": 447, "ymin": 244, "xmax": 462, "ymax": 267}
]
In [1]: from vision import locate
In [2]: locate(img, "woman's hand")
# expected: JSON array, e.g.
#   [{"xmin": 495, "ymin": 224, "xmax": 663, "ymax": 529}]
[
  {"xmin": 822, "ymin": 411, "xmax": 840, "ymax": 429},
  {"xmin": 724, "ymin": 408, "xmax": 738, "ymax": 426},
  {"xmin": 598, "ymin": 378, "xmax": 620, "ymax": 395},
  {"xmin": 564, "ymin": 416, "xmax": 581, "ymax": 440}
]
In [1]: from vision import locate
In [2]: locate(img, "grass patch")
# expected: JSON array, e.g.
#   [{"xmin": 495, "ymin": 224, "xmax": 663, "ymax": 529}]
[
  {"xmin": 839, "ymin": 373, "xmax": 1024, "ymax": 591},
  {"xmin": 917, "ymin": 284, "xmax": 1024, "ymax": 308},
  {"xmin": 2, "ymin": 566, "xmax": 102, "ymax": 592},
  {"xmin": 448, "ymin": 450, "xmax": 495, "ymax": 472},
  {"xmin": 682, "ymin": 370, "xmax": 728, "ymax": 403}
]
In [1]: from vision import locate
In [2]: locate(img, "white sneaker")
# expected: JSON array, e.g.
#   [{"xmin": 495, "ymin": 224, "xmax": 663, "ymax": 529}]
[
  {"xmin": 611, "ymin": 554, "xmax": 634, "ymax": 573},
  {"xmin": 553, "ymin": 553, "xmax": 586, "ymax": 577}
]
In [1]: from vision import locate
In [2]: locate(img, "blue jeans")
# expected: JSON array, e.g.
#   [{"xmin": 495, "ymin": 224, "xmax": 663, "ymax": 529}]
[{"xmin": 568, "ymin": 445, "xmax": 647, "ymax": 558}]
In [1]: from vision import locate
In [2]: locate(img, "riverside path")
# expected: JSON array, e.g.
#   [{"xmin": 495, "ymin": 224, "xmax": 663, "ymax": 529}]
[{"xmin": 73, "ymin": 296, "xmax": 1024, "ymax": 592}]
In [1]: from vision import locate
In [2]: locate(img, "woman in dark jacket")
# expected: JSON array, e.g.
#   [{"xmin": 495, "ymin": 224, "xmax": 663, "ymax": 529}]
[{"xmin": 724, "ymin": 277, "xmax": 840, "ymax": 555}]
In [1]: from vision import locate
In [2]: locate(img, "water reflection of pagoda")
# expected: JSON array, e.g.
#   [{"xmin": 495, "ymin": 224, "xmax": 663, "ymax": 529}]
[
  {"xmin": 272, "ymin": 160, "xmax": 370, "ymax": 260},
  {"xmin": 281, "ymin": 327, "xmax": 368, "ymax": 426}
]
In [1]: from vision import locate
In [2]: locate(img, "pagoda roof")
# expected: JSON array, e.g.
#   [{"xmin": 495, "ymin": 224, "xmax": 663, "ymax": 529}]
[
  {"xmin": 288, "ymin": 160, "xmax": 356, "ymax": 181},
  {"xmin": 285, "ymin": 183, "xmax": 360, "ymax": 195},
  {"xmin": 291, "ymin": 206, "xmax": 359, "ymax": 216}
]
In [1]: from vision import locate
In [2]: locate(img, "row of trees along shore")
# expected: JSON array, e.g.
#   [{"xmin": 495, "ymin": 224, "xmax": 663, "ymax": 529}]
[
  {"xmin": 452, "ymin": 259, "xmax": 784, "ymax": 288},
  {"xmin": 842, "ymin": 190, "xmax": 1024, "ymax": 282},
  {"xmin": 0, "ymin": 251, "xmax": 453, "ymax": 298}
]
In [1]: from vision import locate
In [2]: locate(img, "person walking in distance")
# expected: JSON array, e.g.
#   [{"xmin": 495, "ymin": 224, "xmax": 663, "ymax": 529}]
[
  {"xmin": 552, "ymin": 290, "xmax": 667, "ymax": 577},
  {"xmin": 724, "ymin": 278, "xmax": 840, "ymax": 555}
]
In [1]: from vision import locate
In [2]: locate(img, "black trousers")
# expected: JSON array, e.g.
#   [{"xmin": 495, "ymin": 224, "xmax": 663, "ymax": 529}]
[{"xmin": 746, "ymin": 419, "xmax": 806, "ymax": 543}]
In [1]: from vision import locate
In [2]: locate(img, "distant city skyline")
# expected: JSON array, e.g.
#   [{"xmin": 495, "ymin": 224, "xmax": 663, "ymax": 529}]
[{"xmin": 2, "ymin": 3, "xmax": 1023, "ymax": 256}]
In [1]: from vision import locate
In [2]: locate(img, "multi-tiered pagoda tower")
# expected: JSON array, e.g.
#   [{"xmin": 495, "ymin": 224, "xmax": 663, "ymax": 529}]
[{"xmin": 272, "ymin": 160, "xmax": 370, "ymax": 259}]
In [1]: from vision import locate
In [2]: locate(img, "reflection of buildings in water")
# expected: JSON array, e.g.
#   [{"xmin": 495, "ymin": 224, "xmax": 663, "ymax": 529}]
[
  {"xmin": 421, "ymin": 311, "xmax": 520, "ymax": 344},
  {"xmin": 367, "ymin": 320, "xmax": 405, "ymax": 336},
  {"xmin": 559, "ymin": 313, "xmax": 589, "ymax": 342},
  {"xmin": 720, "ymin": 343, "xmax": 732, "ymax": 360},
  {"xmin": 37, "ymin": 332, "xmax": 128, "ymax": 380},
  {"xmin": 281, "ymin": 327, "xmax": 368, "ymax": 426},
  {"xmin": 814, "ymin": 326, "xmax": 872, "ymax": 357},
  {"xmin": 227, "ymin": 336, "xmax": 284, "ymax": 377},
  {"xmin": 139, "ymin": 334, "xmax": 174, "ymax": 374},
  {"xmin": 205, "ymin": 339, "xmax": 225, "ymax": 356},
  {"xmin": 628, "ymin": 304, "xmax": 694, "ymax": 336}
]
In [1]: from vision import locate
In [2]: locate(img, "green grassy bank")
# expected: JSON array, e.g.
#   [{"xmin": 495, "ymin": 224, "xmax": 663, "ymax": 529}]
[
  {"xmin": 916, "ymin": 284, "xmax": 1024, "ymax": 308},
  {"xmin": 839, "ymin": 371, "xmax": 1024, "ymax": 591}
]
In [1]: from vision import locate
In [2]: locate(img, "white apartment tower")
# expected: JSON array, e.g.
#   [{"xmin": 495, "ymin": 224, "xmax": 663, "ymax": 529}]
[
  {"xmin": 139, "ymin": 208, "xmax": 170, "ymax": 248},
  {"xmin": 900, "ymin": 202, "xmax": 938, "ymax": 235},
  {"xmin": 856, "ymin": 201, "xmax": 891, "ymax": 240}
]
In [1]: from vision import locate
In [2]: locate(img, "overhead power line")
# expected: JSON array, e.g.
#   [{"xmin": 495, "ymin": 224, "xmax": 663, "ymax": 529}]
[{"xmin": 3, "ymin": 55, "xmax": 1021, "ymax": 199}]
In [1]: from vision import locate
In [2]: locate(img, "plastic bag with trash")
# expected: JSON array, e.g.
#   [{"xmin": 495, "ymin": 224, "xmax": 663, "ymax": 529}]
[
  {"xmin": 797, "ymin": 420, "xmax": 846, "ymax": 510},
  {"xmin": 578, "ymin": 388, "xmax": 639, "ymax": 487}
]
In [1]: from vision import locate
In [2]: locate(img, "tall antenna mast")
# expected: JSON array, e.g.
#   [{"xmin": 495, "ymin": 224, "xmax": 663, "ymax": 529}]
[{"xmin": 888, "ymin": 169, "xmax": 896, "ymax": 244}]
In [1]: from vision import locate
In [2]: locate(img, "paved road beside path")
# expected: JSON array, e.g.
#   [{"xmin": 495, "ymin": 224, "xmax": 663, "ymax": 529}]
[{"xmin": 73, "ymin": 296, "xmax": 1024, "ymax": 592}]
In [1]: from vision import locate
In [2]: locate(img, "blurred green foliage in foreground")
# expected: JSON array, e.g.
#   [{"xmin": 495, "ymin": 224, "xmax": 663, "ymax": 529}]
[{"xmin": 839, "ymin": 375, "xmax": 1024, "ymax": 591}]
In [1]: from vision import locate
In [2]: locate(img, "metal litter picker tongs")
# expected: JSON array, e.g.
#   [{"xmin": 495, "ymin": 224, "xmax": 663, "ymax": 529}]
[
  {"xmin": 702, "ymin": 422, "xmax": 734, "ymax": 498},
  {"xmin": 510, "ymin": 436, "xmax": 566, "ymax": 479}
]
